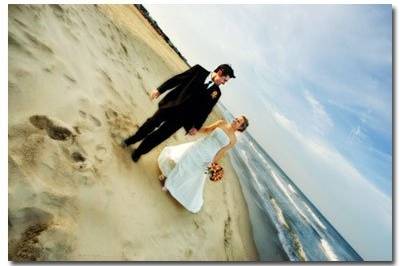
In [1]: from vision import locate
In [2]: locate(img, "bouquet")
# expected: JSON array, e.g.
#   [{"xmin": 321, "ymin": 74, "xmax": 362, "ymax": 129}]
[{"xmin": 206, "ymin": 162, "xmax": 224, "ymax": 182}]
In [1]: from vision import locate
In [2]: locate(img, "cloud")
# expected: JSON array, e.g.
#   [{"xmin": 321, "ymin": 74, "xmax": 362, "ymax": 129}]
[
  {"xmin": 144, "ymin": 4, "xmax": 392, "ymax": 259},
  {"xmin": 347, "ymin": 125, "xmax": 367, "ymax": 144},
  {"xmin": 272, "ymin": 108, "xmax": 390, "ymax": 203},
  {"xmin": 271, "ymin": 109, "xmax": 391, "ymax": 259},
  {"xmin": 273, "ymin": 111, "xmax": 299, "ymax": 135},
  {"xmin": 304, "ymin": 90, "xmax": 334, "ymax": 135}
]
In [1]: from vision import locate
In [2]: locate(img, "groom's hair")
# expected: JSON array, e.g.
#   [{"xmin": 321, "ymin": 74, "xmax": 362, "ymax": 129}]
[{"xmin": 214, "ymin": 64, "xmax": 235, "ymax": 78}]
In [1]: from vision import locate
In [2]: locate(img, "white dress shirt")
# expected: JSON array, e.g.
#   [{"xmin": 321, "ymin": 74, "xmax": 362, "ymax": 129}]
[{"xmin": 204, "ymin": 72, "xmax": 214, "ymax": 89}]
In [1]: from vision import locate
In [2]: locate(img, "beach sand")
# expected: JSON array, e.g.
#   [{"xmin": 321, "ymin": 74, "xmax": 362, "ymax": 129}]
[{"xmin": 8, "ymin": 4, "xmax": 258, "ymax": 261}]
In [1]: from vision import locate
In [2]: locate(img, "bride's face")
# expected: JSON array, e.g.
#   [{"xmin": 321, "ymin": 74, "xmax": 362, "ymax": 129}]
[{"xmin": 232, "ymin": 116, "xmax": 245, "ymax": 131}]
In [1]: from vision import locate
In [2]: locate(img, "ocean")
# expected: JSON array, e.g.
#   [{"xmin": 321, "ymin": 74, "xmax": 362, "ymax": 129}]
[{"xmin": 219, "ymin": 104, "xmax": 363, "ymax": 262}]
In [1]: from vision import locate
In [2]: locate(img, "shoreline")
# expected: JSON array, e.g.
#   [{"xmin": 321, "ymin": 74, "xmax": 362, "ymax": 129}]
[{"xmin": 215, "ymin": 105, "xmax": 288, "ymax": 261}]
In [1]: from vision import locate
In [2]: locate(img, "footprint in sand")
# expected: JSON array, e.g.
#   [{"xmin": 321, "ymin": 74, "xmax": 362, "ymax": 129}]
[
  {"xmin": 94, "ymin": 144, "xmax": 108, "ymax": 162},
  {"xmin": 193, "ymin": 218, "xmax": 207, "ymax": 238},
  {"xmin": 184, "ymin": 249, "xmax": 193, "ymax": 258},
  {"xmin": 8, "ymin": 207, "xmax": 53, "ymax": 261},
  {"xmin": 78, "ymin": 110, "xmax": 87, "ymax": 118},
  {"xmin": 23, "ymin": 30, "xmax": 54, "ymax": 54},
  {"xmin": 62, "ymin": 146, "xmax": 91, "ymax": 173},
  {"xmin": 78, "ymin": 174, "xmax": 96, "ymax": 186},
  {"xmin": 29, "ymin": 115, "xmax": 74, "ymax": 141},
  {"xmin": 89, "ymin": 115, "xmax": 102, "ymax": 127},
  {"xmin": 71, "ymin": 151, "xmax": 86, "ymax": 162},
  {"xmin": 9, "ymin": 207, "xmax": 54, "ymax": 230},
  {"xmin": 63, "ymin": 73, "xmax": 77, "ymax": 84},
  {"xmin": 223, "ymin": 215, "xmax": 234, "ymax": 259},
  {"xmin": 9, "ymin": 222, "xmax": 50, "ymax": 261},
  {"xmin": 105, "ymin": 107, "xmax": 138, "ymax": 144},
  {"xmin": 121, "ymin": 42, "xmax": 128, "ymax": 56},
  {"xmin": 78, "ymin": 110, "xmax": 102, "ymax": 128}
]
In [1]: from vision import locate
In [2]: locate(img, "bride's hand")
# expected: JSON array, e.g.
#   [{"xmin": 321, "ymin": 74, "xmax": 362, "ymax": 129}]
[
  {"xmin": 188, "ymin": 128, "xmax": 198, "ymax": 135},
  {"xmin": 208, "ymin": 162, "xmax": 221, "ymax": 171}
]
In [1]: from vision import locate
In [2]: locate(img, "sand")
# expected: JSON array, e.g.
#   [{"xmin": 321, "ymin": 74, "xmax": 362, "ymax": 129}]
[{"xmin": 8, "ymin": 4, "xmax": 258, "ymax": 261}]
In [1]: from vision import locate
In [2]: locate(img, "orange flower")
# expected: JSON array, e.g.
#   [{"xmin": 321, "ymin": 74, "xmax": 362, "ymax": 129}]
[{"xmin": 208, "ymin": 162, "xmax": 224, "ymax": 182}]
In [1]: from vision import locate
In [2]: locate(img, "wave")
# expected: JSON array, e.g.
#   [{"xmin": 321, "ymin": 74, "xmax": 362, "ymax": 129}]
[
  {"xmin": 218, "ymin": 103, "xmax": 363, "ymax": 261},
  {"xmin": 240, "ymin": 150, "xmax": 265, "ymax": 193},
  {"xmin": 321, "ymin": 239, "xmax": 339, "ymax": 261},
  {"xmin": 304, "ymin": 203, "xmax": 327, "ymax": 230},
  {"xmin": 270, "ymin": 198, "xmax": 289, "ymax": 228},
  {"xmin": 288, "ymin": 184, "xmax": 297, "ymax": 194},
  {"xmin": 265, "ymin": 196, "xmax": 307, "ymax": 261}
]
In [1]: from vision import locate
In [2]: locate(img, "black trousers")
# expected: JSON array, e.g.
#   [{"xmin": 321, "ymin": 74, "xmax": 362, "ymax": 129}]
[{"xmin": 124, "ymin": 109, "xmax": 183, "ymax": 156}]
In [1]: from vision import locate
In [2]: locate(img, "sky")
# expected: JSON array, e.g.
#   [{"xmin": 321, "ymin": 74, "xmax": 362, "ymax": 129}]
[{"xmin": 144, "ymin": 4, "xmax": 392, "ymax": 260}]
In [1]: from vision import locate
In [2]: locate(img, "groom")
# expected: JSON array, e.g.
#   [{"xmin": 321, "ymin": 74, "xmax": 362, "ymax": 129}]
[{"xmin": 123, "ymin": 64, "xmax": 235, "ymax": 162}]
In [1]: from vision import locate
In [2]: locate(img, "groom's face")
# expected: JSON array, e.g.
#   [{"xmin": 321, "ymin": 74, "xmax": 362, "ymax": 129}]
[{"xmin": 213, "ymin": 70, "xmax": 231, "ymax": 86}]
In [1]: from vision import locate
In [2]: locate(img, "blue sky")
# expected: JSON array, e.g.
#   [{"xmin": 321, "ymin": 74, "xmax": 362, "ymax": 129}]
[{"xmin": 144, "ymin": 4, "xmax": 392, "ymax": 260}]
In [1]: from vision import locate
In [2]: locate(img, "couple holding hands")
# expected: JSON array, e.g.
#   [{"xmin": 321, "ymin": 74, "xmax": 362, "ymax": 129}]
[{"xmin": 123, "ymin": 64, "xmax": 248, "ymax": 213}]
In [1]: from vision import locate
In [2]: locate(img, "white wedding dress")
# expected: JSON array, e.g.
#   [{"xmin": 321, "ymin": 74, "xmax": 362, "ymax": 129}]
[{"xmin": 158, "ymin": 127, "xmax": 230, "ymax": 213}]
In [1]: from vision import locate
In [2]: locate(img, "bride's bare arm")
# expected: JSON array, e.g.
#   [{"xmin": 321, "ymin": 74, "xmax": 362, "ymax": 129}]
[
  {"xmin": 198, "ymin": 119, "xmax": 225, "ymax": 134},
  {"xmin": 212, "ymin": 139, "xmax": 237, "ymax": 164}
]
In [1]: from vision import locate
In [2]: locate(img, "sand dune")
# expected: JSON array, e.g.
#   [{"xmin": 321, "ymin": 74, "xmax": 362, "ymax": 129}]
[{"xmin": 8, "ymin": 4, "xmax": 258, "ymax": 261}]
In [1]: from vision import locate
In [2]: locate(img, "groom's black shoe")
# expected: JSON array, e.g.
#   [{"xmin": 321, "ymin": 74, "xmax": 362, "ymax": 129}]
[
  {"xmin": 131, "ymin": 149, "xmax": 141, "ymax": 162},
  {"xmin": 124, "ymin": 134, "xmax": 140, "ymax": 147},
  {"xmin": 123, "ymin": 138, "xmax": 134, "ymax": 147},
  {"xmin": 121, "ymin": 139, "xmax": 129, "ymax": 149}
]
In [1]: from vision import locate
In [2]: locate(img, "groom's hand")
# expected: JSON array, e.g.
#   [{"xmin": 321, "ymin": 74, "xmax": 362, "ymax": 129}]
[
  {"xmin": 150, "ymin": 89, "xmax": 160, "ymax": 100},
  {"xmin": 188, "ymin": 128, "xmax": 198, "ymax": 136}
]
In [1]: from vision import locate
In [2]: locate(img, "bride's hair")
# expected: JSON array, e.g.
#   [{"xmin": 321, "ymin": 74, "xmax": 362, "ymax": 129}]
[{"xmin": 238, "ymin": 116, "xmax": 249, "ymax": 132}]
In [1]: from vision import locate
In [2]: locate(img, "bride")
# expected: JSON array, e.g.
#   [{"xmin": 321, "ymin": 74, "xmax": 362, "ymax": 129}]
[{"xmin": 157, "ymin": 115, "xmax": 249, "ymax": 213}]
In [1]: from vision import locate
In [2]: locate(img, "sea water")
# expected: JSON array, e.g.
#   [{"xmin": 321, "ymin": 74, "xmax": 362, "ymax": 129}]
[{"xmin": 218, "ymin": 104, "xmax": 363, "ymax": 261}]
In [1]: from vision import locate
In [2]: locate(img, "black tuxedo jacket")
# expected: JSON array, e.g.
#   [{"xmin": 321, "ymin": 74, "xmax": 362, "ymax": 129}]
[{"xmin": 156, "ymin": 64, "xmax": 221, "ymax": 132}]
